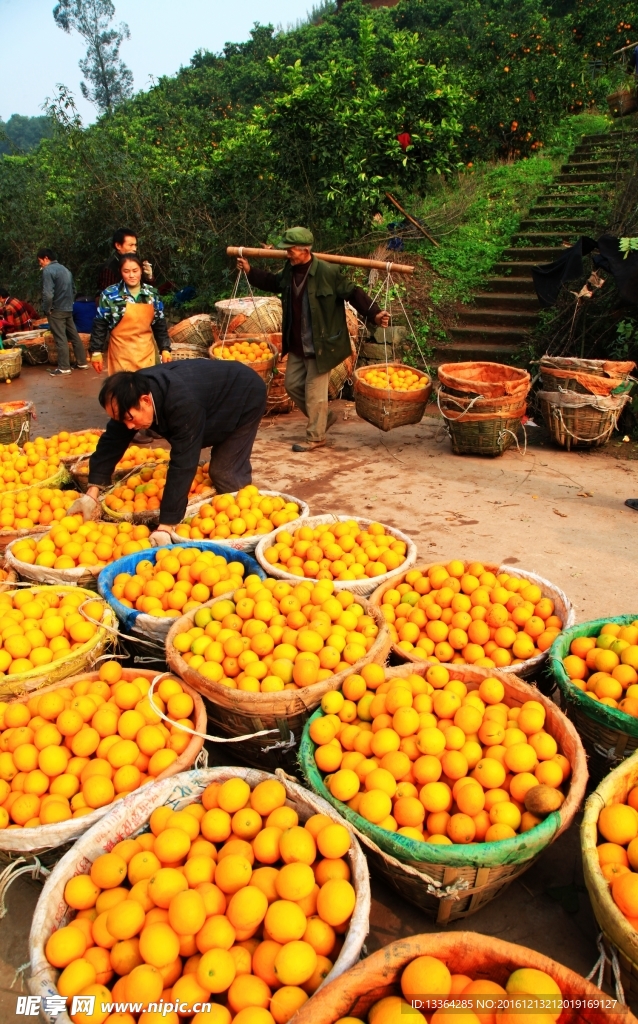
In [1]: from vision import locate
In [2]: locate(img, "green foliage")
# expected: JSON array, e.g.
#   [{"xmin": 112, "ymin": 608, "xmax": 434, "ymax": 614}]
[
  {"xmin": 53, "ymin": 0, "xmax": 133, "ymax": 113},
  {"xmin": 0, "ymin": 116, "xmax": 54, "ymax": 155}
]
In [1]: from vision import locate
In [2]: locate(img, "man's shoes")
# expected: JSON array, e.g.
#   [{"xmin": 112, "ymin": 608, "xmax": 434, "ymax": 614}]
[
  {"xmin": 49, "ymin": 368, "xmax": 71, "ymax": 376},
  {"xmin": 75, "ymin": 364, "xmax": 89, "ymax": 370},
  {"xmin": 291, "ymin": 440, "xmax": 327, "ymax": 452},
  {"xmin": 625, "ymin": 499, "xmax": 638, "ymax": 511}
]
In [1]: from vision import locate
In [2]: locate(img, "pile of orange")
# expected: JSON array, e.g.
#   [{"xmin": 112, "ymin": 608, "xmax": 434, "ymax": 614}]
[
  {"xmin": 0, "ymin": 587, "xmax": 105, "ymax": 679},
  {"xmin": 47, "ymin": 776, "xmax": 357, "ymax": 1024},
  {"xmin": 11, "ymin": 517, "xmax": 152, "ymax": 571},
  {"xmin": 562, "ymin": 621, "xmax": 638, "ymax": 717},
  {"xmin": 212, "ymin": 340, "xmax": 274, "ymax": 363},
  {"xmin": 595, "ymin": 793, "xmax": 638, "ymax": 929},
  {"xmin": 172, "ymin": 577, "xmax": 379, "ymax": 692},
  {"xmin": 111, "ymin": 546, "xmax": 247, "ymax": 619},
  {"xmin": 174, "ymin": 487, "xmax": 302, "ymax": 541},
  {"xmin": 379, "ymin": 562, "xmax": 564, "ymax": 667},
  {"xmin": 0, "ymin": 487, "xmax": 80, "ymax": 532},
  {"xmin": 340, "ymin": 955, "xmax": 563, "ymax": 1024},
  {"xmin": 360, "ymin": 367, "xmax": 427, "ymax": 392},
  {"xmin": 262, "ymin": 521, "xmax": 408, "ymax": 583},
  {"xmin": 0, "ymin": 666, "xmax": 196, "ymax": 830},
  {"xmin": 0, "ymin": 442, "xmax": 63, "ymax": 491},
  {"xmin": 27, "ymin": 430, "xmax": 102, "ymax": 460},
  {"xmin": 116, "ymin": 446, "xmax": 170, "ymax": 473},
  {"xmin": 105, "ymin": 463, "xmax": 214, "ymax": 516},
  {"xmin": 309, "ymin": 664, "xmax": 570, "ymax": 845}
]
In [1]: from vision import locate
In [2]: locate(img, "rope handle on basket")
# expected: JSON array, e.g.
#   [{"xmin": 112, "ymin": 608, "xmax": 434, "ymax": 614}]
[
  {"xmin": 79, "ymin": 598, "xmax": 167, "ymax": 652},
  {"xmin": 553, "ymin": 406, "xmax": 621, "ymax": 444},
  {"xmin": 497, "ymin": 425, "xmax": 527, "ymax": 456},
  {"xmin": 0, "ymin": 856, "xmax": 50, "ymax": 920},
  {"xmin": 436, "ymin": 389, "xmax": 483, "ymax": 422},
  {"xmin": 587, "ymin": 932, "xmax": 626, "ymax": 1005},
  {"xmin": 147, "ymin": 672, "xmax": 279, "ymax": 744}
]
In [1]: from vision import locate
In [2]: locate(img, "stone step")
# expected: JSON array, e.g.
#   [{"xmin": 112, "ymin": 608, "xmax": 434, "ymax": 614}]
[
  {"xmin": 562, "ymin": 160, "xmax": 630, "ymax": 173},
  {"xmin": 457, "ymin": 308, "xmax": 539, "ymax": 328},
  {"xmin": 527, "ymin": 205, "xmax": 596, "ymax": 216},
  {"xmin": 493, "ymin": 261, "xmax": 542, "ymax": 277},
  {"xmin": 581, "ymin": 131, "xmax": 638, "ymax": 143},
  {"xmin": 448, "ymin": 325, "xmax": 532, "ymax": 345},
  {"xmin": 483, "ymin": 276, "xmax": 537, "ymax": 293},
  {"xmin": 511, "ymin": 232, "xmax": 581, "ymax": 243},
  {"xmin": 473, "ymin": 291, "xmax": 540, "ymax": 310},
  {"xmin": 502, "ymin": 247, "xmax": 565, "ymax": 261},
  {"xmin": 433, "ymin": 341, "xmax": 523, "ymax": 364},
  {"xmin": 519, "ymin": 218, "xmax": 594, "ymax": 229},
  {"xmin": 557, "ymin": 172, "xmax": 621, "ymax": 183}
]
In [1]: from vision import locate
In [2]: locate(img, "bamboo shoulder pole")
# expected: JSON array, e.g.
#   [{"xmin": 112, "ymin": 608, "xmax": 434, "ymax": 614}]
[{"xmin": 226, "ymin": 246, "xmax": 414, "ymax": 276}]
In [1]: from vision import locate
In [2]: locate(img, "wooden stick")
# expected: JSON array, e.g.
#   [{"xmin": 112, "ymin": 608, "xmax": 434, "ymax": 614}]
[
  {"xmin": 613, "ymin": 40, "xmax": 638, "ymax": 54},
  {"xmin": 385, "ymin": 192, "xmax": 439, "ymax": 247},
  {"xmin": 226, "ymin": 246, "xmax": 414, "ymax": 275}
]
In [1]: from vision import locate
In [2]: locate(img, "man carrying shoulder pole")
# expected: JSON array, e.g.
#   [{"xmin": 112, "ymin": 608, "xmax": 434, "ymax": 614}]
[{"xmin": 237, "ymin": 227, "xmax": 389, "ymax": 453}]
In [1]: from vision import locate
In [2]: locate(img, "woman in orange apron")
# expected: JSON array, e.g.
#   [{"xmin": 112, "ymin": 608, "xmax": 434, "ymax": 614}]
[{"xmin": 89, "ymin": 254, "xmax": 171, "ymax": 374}]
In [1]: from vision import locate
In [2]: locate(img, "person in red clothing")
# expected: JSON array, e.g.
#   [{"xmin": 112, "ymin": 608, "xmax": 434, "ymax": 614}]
[{"xmin": 0, "ymin": 288, "xmax": 38, "ymax": 336}]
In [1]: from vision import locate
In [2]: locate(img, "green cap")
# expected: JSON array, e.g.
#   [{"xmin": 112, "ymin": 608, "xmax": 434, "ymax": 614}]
[{"xmin": 276, "ymin": 226, "xmax": 314, "ymax": 249}]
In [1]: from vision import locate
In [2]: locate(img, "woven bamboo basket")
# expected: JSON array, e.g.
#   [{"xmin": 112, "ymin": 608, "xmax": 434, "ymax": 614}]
[
  {"xmin": 255, "ymin": 513, "xmax": 418, "ymax": 597},
  {"xmin": 0, "ymin": 399, "xmax": 34, "ymax": 446},
  {"xmin": 167, "ymin": 313, "xmax": 214, "ymax": 349},
  {"xmin": 171, "ymin": 489, "xmax": 310, "ymax": 553},
  {"xmin": 266, "ymin": 356, "xmax": 295, "ymax": 414},
  {"xmin": 169, "ymin": 343, "xmax": 210, "ymax": 361},
  {"xmin": 582, "ymin": 749, "xmax": 638, "ymax": 1013},
  {"xmin": 0, "ymin": 347, "xmax": 22, "ymax": 380},
  {"xmin": 233, "ymin": 297, "xmax": 282, "ymax": 335},
  {"xmin": 369, "ymin": 559, "xmax": 574, "ymax": 679},
  {"xmin": 57, "ymin": 429, "xmax": 104, "ymax": 468},
  {"xmin": 540, "ymin": 391, "xmax": 629, "ymax": 451},
  {"xmin": 210, "ymin": 339, "xmax": 279, "ymax": 388},
  {"xmin": 166, "ymin": 592, "xmax": 391, "ymax": 771},
  {"xmin": 549, "ymin": 615, "xmax": 638, "ymax": 785},
  {"xmin": 0, "ymin": 585, "xmax": 115, "ymax": 698},
  {"xmin": 29, "ymin": 766, "xmax": 371, "ymax": 1024},
  {"xmin": 438, "ymin": 388, "xmax": 528, "ymax": 457},
  {"xmin": 6, "ymin": 330, "xmax": 50, "ymax": 366},
  {"xmin": 291, "ymin": 932, "xmax": 628, "ymax": 1024},
  {"xmin": 0, "ymin": 522, "xmax": 50, "ymax": 554},
  {"xmin": 353, "ymin": 363, "xmax": 432, "ymax": 432},
  {"xmin": 438, "ymin": 362, "xmax": 531, "ymax": 399},
  {"xmin": 540, "ymin": 356, "xmax": 635, "ymax": 396},
  {"xmin": 0, "ymin": 559, "xmax": 17, "ymax": 591},
  {"xmin": 101, "ymin": 462, "xmax": 215, "ymax": 525},
  {"xmin": 0, "ymin": 668, "xmax": 206, "ymax": 860},
  {"xmin": 300, "ymin": 661, "xmax": 587, "ymax": 923},
  {"xmin": 4, "ymin": 535, "xmax": 110, "ymax": 590},
  {"xmin": 45, "ymin": 332, "xmax": 90, "ymax": 367}
]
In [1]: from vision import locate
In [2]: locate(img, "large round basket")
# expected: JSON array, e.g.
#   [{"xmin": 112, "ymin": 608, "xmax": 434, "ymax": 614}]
[
  {"xmin": 57, "ymin": 429, "xmax": 104, "ymax": 467},
  {"xmin": 8, "ymin": 331, "xmax": 50, "ymax": 366},
  {"xmin": 101, "ymin": 462, "xmax": 215, "ymax": 525},
  {"xmin": 0, "ymin": 399, "xmax": 34, "ymax": 446},
  {"xmin": 540, "ymin": 355, "xmax": 635, "ymax": 396},
  {"xmin": 300, "ymin": 661, "xmax": 587, "ymax": 923},
  {"xmin": 582, "ymin": 749, "xmax": 638, "ymax": 1014},
  {"xmin": 437, "ymin": 388, "xmax": 528, "ymax": 457},
  {"xmin": 353, "ymin": 363, "xmax": 432, "ymax": 432},
  {"xmin": 210, "ymin": 339, "xmax": 279, "ymax": 387},
  {"xmin": 171, "ymin": 489, "xmax": 310, "ymax": 554},
  {"xmin": 0, "ymin": 585, "xmax": 115, "ymax": 698},
  {"xmin": 167, "ymin": 313, "xmax": 214, "ymax": 351},
  {"xmin": 233, "ymin": 297, "xmax": 282, "ymax": 336},
  {"xmin": 266, "ymin": 356, "xmax": 295, "ymax": 414},
  {"xmin": 0, "ymin": 558, "xmax": 17, "ymax": 592},
  {"xmin": 369, "ymin": 560, "xmax": 574, "ymax": 679},
  {"xmin": 166, "ymin": 592, "xmax": 391, "ymax": 771},
  {"xmin": 28, "ymin": 766, "xmax": 371, "ymax": 1024},
  {"xmin": 0, "ymin": 668, "xmax": 206, "ymax": 861},
  {"xmin": 0, "ymin": 522, "xmax": 50, "ymax": 554},
  {"xmin": 45, "ymin": 332, "xmax": 90, "ymax": 367},
  {"xmin": 539, "ymin": 390, "xmax": 629, "ymax": 451},
  {"xmin": 5, "ymin": 535, "xmax": 111, "ymax": 591},
  {"xmin": 169, "ymin": 344, "xmax": 210, "ymax": 361},
  {"xmin": 255, "ymin": 513, "xmax": 418, "ymax": 597},
  {"xmin": 290, "ymin": 932, "xmax": 627, "ymax": 1024},
  {"xmin": 0, "ymin": 347, "xmax": 22, "ymax": 380},
  {"xmin": 549, "ymin": 615, "xmax": 638, "ymax": 785},
  {"xmin": 438, "ymin": 361, "xmax": 531, "ymax": 399},
  {"xmin": 98, "ymin": 540, "xmax": 265, "ymax": 644}
]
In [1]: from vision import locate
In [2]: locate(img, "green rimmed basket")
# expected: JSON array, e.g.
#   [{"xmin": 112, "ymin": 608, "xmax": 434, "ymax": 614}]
[
  {"xmin": 549, "ymin": 614, "xmax": 638, "ymax": 785},
  {"xmin": 299, "ymin": 661, "xmax": 587, "ymax": 923}
]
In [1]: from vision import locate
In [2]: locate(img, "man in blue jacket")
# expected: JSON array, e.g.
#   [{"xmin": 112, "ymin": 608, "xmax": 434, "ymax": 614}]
[{"xmin": 37, "ymin": 248, "xmax": 88, "ymax": 376}]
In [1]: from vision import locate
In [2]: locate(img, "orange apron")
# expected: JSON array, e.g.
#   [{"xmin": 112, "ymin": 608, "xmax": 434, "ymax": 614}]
[{"xmin": 107, "ymin": 301, "xmax": 159, "ymax": 375}]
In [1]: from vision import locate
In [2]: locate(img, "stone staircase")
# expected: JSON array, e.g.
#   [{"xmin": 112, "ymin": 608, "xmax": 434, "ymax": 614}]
[{"xmin": 435, "ymin": 129, "xmax": 638, "ymax": 364}]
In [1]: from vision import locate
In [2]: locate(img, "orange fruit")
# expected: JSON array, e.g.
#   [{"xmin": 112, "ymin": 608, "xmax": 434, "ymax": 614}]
[
  {"xmin": 401, "ymin": 955, "xmax": 452, "ymax": 1001},
  {"xmin": 196, "ymin": 947, "xmax": 237, "ymax": 993},
  {"xmin": 264, "ymin": 900, "xmax": 307, "ymax": 943},
  {"xmin": 106, "ymin": 898, "xmax": 145, "ymax": 940},
  {"xmin": 90, "ymin": 852, "xmax": 127, "ymax": 889},
  {"xmin": 599, "ymin": 804, "xmax": 638, "ymax": 846},
  {"xmin": 273, "ymin": 940, "xmax": 317, "ymax": 986},
  {"xmin": 316, "ymin": 878, "xmax": 355, "ymax": 926},
  {"xmin": 138, "ymin": 922, "xmax": 180, "ymax": 967}
]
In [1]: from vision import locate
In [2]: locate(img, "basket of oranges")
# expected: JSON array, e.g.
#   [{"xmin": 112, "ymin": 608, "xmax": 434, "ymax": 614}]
[
  {"xmin": 165, "ymin": 575, "xmax": 390, "ymax": 771},
  {"xmin": 54, "ymin": 430, "xmax": 104, "ymax": 467},
  {"xmin": 70, "ymin": 444, "xmax": 170, "ymax": 491},
  {"xmin": 29, "ymin": 767, "xmax": 371, "ymax": 1024},
  {"xmin": 353, "ymin": 362, "xmax": 432, "ymax": 432},
  {"xmin": 210, "ymin": 338, "xmax": 279, "ymax": 387},
  {"xmin": 0, "ymin": 664, "xmax": 205, "ymax": 858},
  {"xmin": 300, "ymin": 660, "xmax": 586, "ymax": 923},
  {"xmin": 549, "ymin": 615, "xmax": 638, "ymax": 785},
  {"xmin": 172, "ymin": 486, "xmax": 309, "ymax": 553},
  {"xmin": 255, "ymin": 514, "xmax": 417, "ymax": 598},
  {"xmin": 290, "ymin": 931, "xmax": 620, "ymax": 1024},
  {"xmin": 102, "ymin": 462, "xmax": 215, "ymax": 525},
  {"xmin": 0, "ymin": 487, "xmax": 81, "ymax": 552},
  {"xmin": 0, "ymin": 587, "xmax": 115, "ymax": 699},
  {"xmin": 369, "ymin": 559, "xmax": 574, "ymax": 679},
  {"xmin": 98, "ymin": 542, "xmax": 264, "ymax": 645},
  {"xmin": 582, "ymin": 748, "xmax": 638, "ymax": 1013}
]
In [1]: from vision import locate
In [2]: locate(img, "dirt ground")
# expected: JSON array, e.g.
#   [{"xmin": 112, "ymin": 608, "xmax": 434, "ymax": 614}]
[{"xmin": 1, "ymin": 362, "xmax": 637, "ymax": 1016}]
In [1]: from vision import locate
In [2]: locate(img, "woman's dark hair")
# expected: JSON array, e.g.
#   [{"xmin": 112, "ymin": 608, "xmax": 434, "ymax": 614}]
[
  {"xmin": 37, "ymin": 248, "xmax": 57, "ymax": 261},
  {"xmin": 99, "ymin": 371, "xmax": 152, "ymax": 419},
  {"xmin": 119, "ymin": 253, "xmax": 143, "ymax": 272},
  {"xmin": 112, "ymin": 228, "xmax": 137, "ymax": 247}
]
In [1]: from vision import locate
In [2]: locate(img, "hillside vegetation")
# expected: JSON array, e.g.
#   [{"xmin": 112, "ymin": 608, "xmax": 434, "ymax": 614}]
[{"xmin": 0, "ymin": 0, "xmax": 633, "ymax": 299}]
